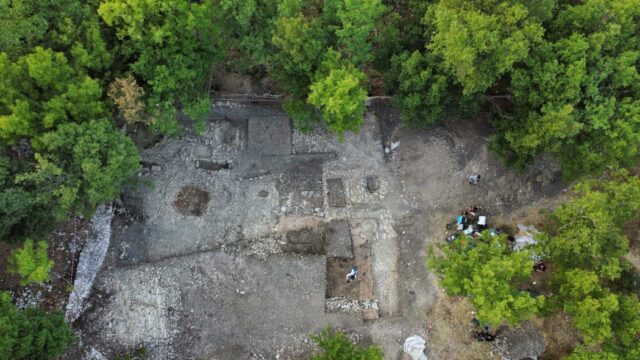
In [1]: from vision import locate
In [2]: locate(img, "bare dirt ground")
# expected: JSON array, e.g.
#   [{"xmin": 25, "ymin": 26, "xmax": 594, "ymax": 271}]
[{"xmin": 66, "ymin": 99, "xmax": 566, "ymax": 360}]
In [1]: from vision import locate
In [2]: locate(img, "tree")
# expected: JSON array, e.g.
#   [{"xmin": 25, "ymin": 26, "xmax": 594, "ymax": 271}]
[
  {"xmin": 307, "ymin": 50, "xmax": 368, "ymax": 139},
  {"xmin": 489, "ymin": 1, "xmax": 640, "ymax": 177},
  {"xmin": 311, "ymin": 328, "xmax": 383, "ymax": 360},
  {"xmin": 567, "ymin": 344, "xmax": 640, "ymax": 360},
  {"xmin": 98, "ymin": 0, "xmax": 222, "ymax": 104},
  {"xmin": 392, "ymin": 50, "xmax": 450, "ymax": 127},
  {"xmin": 218, "ymin": 0, "xmax": 278, "ymax": 70},
  {"xmin": 538, "ymin": 172, "xmax": 640, "ymax": 350},
  {"xmin": 0, "ymin": 292, "xmax": 74, "ymax": 360},
  {"xmin": 539, "ymin": 171, "xmax": 640, "ymax": 280},
  {"xmin": 428, "ymin": 232, "xmax": 544, "ymax": 326},
  {"xmin": 8, "ymin": 239, "xmax": 53, "ymax": 286},
  {"xmin": 334, "ymin": 0, "xmax": 387, "ymax": 66},
  {"xmin": 0, "ymin": 47, "xmax": 137, "ymax": 240},
  {"xmin": 0, "ymin": 0, "xmax": 112, "ymax": 71},
  {"xmin": 183, "ymin": 96, "xmax": 213, "ymax": 134},
  {"xmin": 0, "ymin": 155, "xmax": 34, "ymax": 239},
  {"xmin": 17, "ymin": 120, "xmax": 141, "ymax": 219},
  {"xmin": 0, "ymin": 48, "xmax": 105, "ymax": 143},
  {"xmin": 558, "ymin": 269, "xmax": 619, "ymax": 346},
  {"xmin": 426, "ymin": 0, "xmax": 546, "ymax": 95},
  {"xmin": 270, "ymin": 12, "xmax": 328, "ymax": 96},
  {"xmin": 108, "ymin": 76, "xmax": 150, "ymax": 126},
  {"xmin": 611, "ymin": 294, "xmax": 640, "ymax": 348}
]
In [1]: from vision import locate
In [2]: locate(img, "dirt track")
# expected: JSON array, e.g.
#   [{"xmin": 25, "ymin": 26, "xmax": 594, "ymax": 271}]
[{"xmin": 66, "ymin": 100, "xmax": 565, "ymax": 359}]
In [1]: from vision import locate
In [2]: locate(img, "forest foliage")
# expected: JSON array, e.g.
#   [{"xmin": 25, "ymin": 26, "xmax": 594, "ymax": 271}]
[
  {"xmin": 429, "ymin": 171, "xmax": 640, "ymax": 358},
  {"xmin": 0, "ymin": 0, "xmax": 639, "ymax": 358},
  {"xmin": 311, "ymin": 327, "xmax": 383, "ymax": 360},
  {"xmin": 2, "ymin": 1, "xmax": 639, "ymax": 242},
  {"xmin": 0, "ymin": 292, "xmax": 74, "ymax": 360},
  {"xmin": 8, "ymin": 239, "xmax": 53, "ymax": 286},
  {"xmin": 429, "ymin": 232, "xmax": 544, "ymax": 326}
]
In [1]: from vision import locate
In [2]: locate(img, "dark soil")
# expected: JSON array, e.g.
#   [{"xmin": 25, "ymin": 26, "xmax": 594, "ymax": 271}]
[
  {"xmin": 128, "ymin": 123, "xmax": 163, "ymax": 149},
  {"xmin": 624, "ymin": 217, "xmax": 640, "ymax": 256},
  {"xmin": 283, "ymin": 227, "xmax": 326, "ymax": 255},
  {"xmin": 0, "ymin": 217, "xmax": 88, "ymax": 312},
  {"xmin": 41, "ymin": 217, "xmax": 88, "ymax": 311},
  {"xmin": 174, "ymin": 186, "xmax": 210, "ymax": 216},
  {"xmin": 534, "ymin": 312, "xmax": 581, "ymax": 360},
  {"xmin": 326, "ymin": 257, "xmax": 373, "ymax": 300},
  {"xmin": 0, "ymin": 241, "xmax": 22, "ymax": 291}
]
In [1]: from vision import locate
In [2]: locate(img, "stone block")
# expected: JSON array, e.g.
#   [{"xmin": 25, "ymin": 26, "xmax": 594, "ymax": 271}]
[{"xmin": 362, "ymin": 309, "xmax": 379, "ymax": 321}]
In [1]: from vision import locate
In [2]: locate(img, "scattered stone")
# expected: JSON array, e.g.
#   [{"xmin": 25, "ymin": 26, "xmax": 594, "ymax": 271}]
[
  {"xmin": 151, "ymin": 165, "xmax": 161, "ymax": 172},
  {"xmin": 492, "ymin": 322, "xmax": 547, "ymax": 360},
  {"xmin": 194, "ymin": 144, "xmax": 211, "ymax": 158},
  {"xmin": 365, "ymin": 175, "xmax": 380, "ymax": 193},
  {"xmin": 15, "ymin": 288, "xmax": 45, "ymax": 309},
  {"xmin": 325, "ymin": 297, "xmax": 361, "ymax": 314},
  {"xmin": 258, "ymin": 190, "xmax": 269, "ymax": 198},
  {"xmin": 87, "ymin": 348, "xmax": 108, "ymax": 360}
]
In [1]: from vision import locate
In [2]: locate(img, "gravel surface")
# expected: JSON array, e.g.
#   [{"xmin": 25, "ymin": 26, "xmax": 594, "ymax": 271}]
[{"xmin": 67, "ymin": 100, "xmax": 564, "ymax": 360}]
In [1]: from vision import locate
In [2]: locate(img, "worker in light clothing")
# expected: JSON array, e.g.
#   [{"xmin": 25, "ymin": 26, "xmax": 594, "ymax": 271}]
[
  {"xmin": 346, "ymin": 266, "xmax": 358, "ymax": 283},
  {"xmin": 469, "ymin": 174, "xmax": 481, "ymax": 185}
]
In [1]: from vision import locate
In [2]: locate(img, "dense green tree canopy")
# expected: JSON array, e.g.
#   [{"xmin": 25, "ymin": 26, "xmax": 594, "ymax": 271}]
[
  {"xmin": 539, "ymin": 171, "xmax": 640, "ymax": 279},
  {"xmin": 429, "ymin": 232, "xmax": 544, "ymax": 326},
  {"xmin": 98, "ymin": 0, "xmax": 222, "ymax": 104},
  {"xmin": 392, "ymin": 50, "xmax": 450, "ymax": 127},
  {"xmin": 311, "ymin": 328, "xmax": 383, "ymax": 360},
  {"xmin": 0, "ymin": 0, "xmax": 112, "ymax": 71},
  {"xmin": 0, "ymin": 48, "xmax": 104, "ymax": 142},
  {"xmin": 539, "ymin": 172, "xmax": 640, "ymax": 354},
  {"xmin": 493, "ymin": 0, "xmax": 640, "ymax": 176},
  {"xmin": 389, "ymin": 0, "xmax": 640, "ymax": 179},
  {"xmin": 0, "ymin": 292, "xmax": 74, "ymax": 360},
  {"xmin": 8, "ymin": 239, "xmax": 53, "ymax": 286},
  {"xmin": 19, "ymin": 120, "xmax": 140, "ymax": 218},
  {"xmin": 307, "ymin": 50, "xmax": 368, "ymax": 139},
  {"xmin": 0, "ymin": 43, "xmax": 140, "ymax": 239},
  {"xmin": 427, "ymin": 0, "xmax": 545, "ymax": 95}
]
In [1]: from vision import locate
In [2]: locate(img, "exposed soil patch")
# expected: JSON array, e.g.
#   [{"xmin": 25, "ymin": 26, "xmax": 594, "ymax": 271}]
[
  {"xmin": 41, "ymin": 217, "xmax": 88, "ymax": 312},
  {"xmin": 326, "ymin": 178, "xmax": 347, "ymax": 207},
  {"xmin": 128, "ymin": 123, "xmax": 163, "ymax": 149},
  {"xmin": 425, "ymin": 296, "xmax": 497, "ymax": 360},
  {"xmin": 533, "ymin": 312, "xmax": 582, "ymax": 359},
  {"xmin": 174, "ymin": 186, "xmax": 210, "ymax": 216},
  {"xmin": 369, "ymin": 98, "xmax": 401, "ymax": 150},
  {"xmin": 0, "ymin": 240, "xmax": 22, "ymax": 291},
  {"xmin": 0, "ymin": 217, "xmax": 87, "ymax": 312},
  {"xmin": 283, "ymin": 227, "xmax": 326, "ymax": 255},
  {"xmin": 326, "ymin": 257, "xmax": 373, "ymax": 300},
  {"xmin": 625, "ymin": 216, "xmax": 640, "ymax": 257}
]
